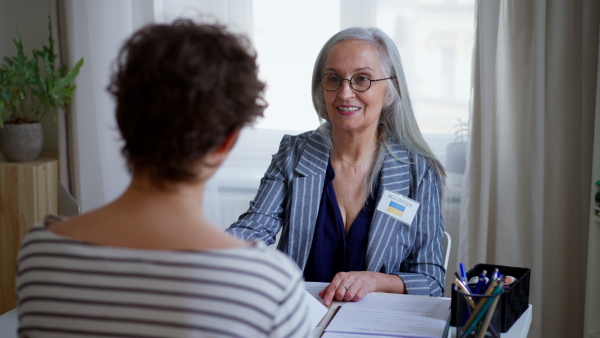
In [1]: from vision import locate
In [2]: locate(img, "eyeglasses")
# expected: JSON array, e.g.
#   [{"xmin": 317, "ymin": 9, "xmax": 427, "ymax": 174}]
[{"xmin": 318, "ymin": 73, "xmax": 395, "ymax": 92}]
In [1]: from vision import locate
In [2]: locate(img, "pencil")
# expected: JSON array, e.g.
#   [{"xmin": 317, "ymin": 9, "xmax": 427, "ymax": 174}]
[
  {"xmin": 462, "ymin": 281, "xmax": 504, "ymax": 336},
  {"xmin": 476, "ymin": 290, "xmax": 501, "ymax": 338},
  {"xmin": 461, "ymin": 278, "xmax": 498, "ymax": 333}
]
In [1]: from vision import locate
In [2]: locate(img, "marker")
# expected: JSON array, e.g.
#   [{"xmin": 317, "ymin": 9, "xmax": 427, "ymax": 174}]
[
  {"xmin": 503, "ymin": 275, "xmax": 517, "ymax": 289},
  {"xmin": 504, "ymin": 275, "xmax": 517, "ymax": 285}
]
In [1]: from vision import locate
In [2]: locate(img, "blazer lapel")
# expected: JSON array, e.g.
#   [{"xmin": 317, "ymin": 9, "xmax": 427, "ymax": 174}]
[
  {"xmin": 286, "ymin": 131, "xmax": 330, "ymax": 270},
  {"xmin": 366, "ymin": 144, "xmax": 413, "ymax": 271}
]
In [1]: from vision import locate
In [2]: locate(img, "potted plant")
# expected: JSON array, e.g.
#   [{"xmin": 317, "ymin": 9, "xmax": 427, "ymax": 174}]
[
  {"xmin": 0, "ymin": 20, "xmax": 83, "ymax": 162},
  {"xmin": 446, "ymin": 118, "xmax": 468, "ymax": 174}
]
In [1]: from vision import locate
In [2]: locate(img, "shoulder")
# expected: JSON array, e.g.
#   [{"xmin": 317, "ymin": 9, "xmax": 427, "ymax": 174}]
[
  {"xmin": 278, "ymin": 129, "xmax": 326, "ymax": 152},
  {"xmin": 19, "ymin": 218, "xmax": 66, "ymax": 250},
  {"xmin": 271, "ymin": 128, "xmax": 330, "ymax": 171},
  {"xmin": 384, "ymin": 140, "xmax": 438, "ymax": 182}
]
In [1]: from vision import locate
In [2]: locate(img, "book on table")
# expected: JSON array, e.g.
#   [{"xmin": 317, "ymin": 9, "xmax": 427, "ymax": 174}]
[{"xmin": 305, "ymin": 282, "xmax": 451, "ymax": 338}]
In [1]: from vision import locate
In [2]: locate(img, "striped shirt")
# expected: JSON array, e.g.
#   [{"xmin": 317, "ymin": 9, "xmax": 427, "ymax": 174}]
[{"xmin": 17, "ymin": 222, "xmax": 311, "ymax": 338}]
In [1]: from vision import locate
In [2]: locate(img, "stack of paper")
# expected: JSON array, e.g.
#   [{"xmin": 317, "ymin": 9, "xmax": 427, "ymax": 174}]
[{"xmin": 305, "ymin": 282, "xmax": 451, "ymax": 338}]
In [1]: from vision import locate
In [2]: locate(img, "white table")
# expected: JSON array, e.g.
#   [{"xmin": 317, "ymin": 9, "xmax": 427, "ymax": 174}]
[
  {"xmin": 2, "ymin": 303, "xmax": 532, "ymax": 338},
  {"xmin": 450, "ymin": 304, "xmax": 532, "ymax": 338},
  {"xmin": 0, "ymin": 309, "xmax": 17, "ymax": 338}
]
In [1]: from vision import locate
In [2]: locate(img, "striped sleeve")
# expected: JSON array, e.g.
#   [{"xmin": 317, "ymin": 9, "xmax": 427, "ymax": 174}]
[
  {"xmin": 225, "ymin": 134, "xmax": 293, "ymax": 244},
  {"xmin": 269, "ymin": 252, "xmax": 312, "ymax": 338}
]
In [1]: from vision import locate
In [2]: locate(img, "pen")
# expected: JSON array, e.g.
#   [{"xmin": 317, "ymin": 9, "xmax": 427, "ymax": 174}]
[
  {"xmin": 459, "ymin": 263, "xmax": 468, "ymax": 283},
  {"xmin": 473, "ymin": 270, "xmax": 488, "ymax": 295},
  {"xmin": 454, "ymin": 277, "xmax": 477, "ymax": 308},
  {"xmin": 490, "ymin": 268, "xmax": 499, "ymax": 282},
  {"xmin": 455, "ymin": 272, "xmax": 473, "ymax": 293},
  {"xmin": 463, "ymin": 279, "xmax": 505, "ymax": 336},
  {"xmin": 461, "ymin": 277, "xmax": 499, "ymax": 333}
]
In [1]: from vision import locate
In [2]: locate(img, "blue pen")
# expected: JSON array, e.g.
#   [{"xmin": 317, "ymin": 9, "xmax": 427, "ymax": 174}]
[
  {"xmin": 473, "ymin": 270, "xmax": 488, "ymax": 295},
  {"xmin": 459, "ymin": 263, "xmax": 468, "ymax": 283}
]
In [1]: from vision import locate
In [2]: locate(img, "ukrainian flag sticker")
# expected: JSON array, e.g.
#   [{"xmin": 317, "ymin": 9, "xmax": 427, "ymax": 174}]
[
  {"xmin": 387, "ymin": 201, "xmax": 406, "ymax": 217},
  {"xmin": 376, "ymin": 189, "xmax": 420, "ymax": 225}
]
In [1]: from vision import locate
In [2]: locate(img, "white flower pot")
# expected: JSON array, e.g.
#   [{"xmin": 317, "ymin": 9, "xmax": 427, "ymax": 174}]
[{"xmin": 445, "ymin": 141, "xmax": 466, "ymax": 174}]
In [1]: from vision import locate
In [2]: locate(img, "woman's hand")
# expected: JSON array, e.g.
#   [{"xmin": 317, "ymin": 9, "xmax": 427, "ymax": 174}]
[{"xmin": 318, "ymin": 271, "xmax": 406, "ymax": 306}]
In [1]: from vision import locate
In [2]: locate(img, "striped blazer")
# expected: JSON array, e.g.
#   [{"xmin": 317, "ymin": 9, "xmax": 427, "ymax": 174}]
[{"xmin": 226, "ymin": 129, "xmax": 445, "ymax": 296}]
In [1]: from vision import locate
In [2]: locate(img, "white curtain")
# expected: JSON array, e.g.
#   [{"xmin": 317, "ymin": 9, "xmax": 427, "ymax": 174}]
[{"xmin": 460, "ymin": 1, "xmax": 599, "ymax": 337}]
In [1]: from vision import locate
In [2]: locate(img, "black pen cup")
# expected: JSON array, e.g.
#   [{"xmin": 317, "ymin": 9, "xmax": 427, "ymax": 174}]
[{"xmin": 454, "ymin": 286, "xmax": 503, "ymax": 338}]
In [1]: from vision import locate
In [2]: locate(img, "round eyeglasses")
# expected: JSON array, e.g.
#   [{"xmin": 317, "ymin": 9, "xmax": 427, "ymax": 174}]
[{"xmin": 318, "ymin": 73, "xmax": 395, "ymax": 92}]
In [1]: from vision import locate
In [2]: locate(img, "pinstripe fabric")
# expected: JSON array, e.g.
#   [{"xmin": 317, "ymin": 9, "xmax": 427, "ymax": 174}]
[
  {"xmin": 226, "ymin": 129, "xmax": 445, "ymax": 297},
  {"xmin": 16, "ymin": 224, "xmax": 311, "ymax": 338}
]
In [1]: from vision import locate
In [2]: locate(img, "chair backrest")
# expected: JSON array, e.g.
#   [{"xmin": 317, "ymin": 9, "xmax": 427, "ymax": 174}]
[
  {"xmin": 58, "ymin": 180, "xmax": 80, "ymax": 217},
  {"xmin": 442, "ymin": 231, "xmax": 451, "ymax": 271}
]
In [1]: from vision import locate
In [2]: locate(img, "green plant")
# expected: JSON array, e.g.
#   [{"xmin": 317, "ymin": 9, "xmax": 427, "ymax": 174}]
[
  {"xmin": 453, "ymin": 118, "xmax": 469, "ymax": 143},
  {"xmin": 0, "ymin": 19, "xmax": 84, "ymax": 128}
]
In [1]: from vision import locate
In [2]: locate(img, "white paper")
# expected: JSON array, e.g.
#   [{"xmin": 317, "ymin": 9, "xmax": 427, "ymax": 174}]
[
  {"xmin": 304, "ymin": 281, "xmax": 330, "ymax": 305},
  {"xmin": 303, "ymin": 285, "xmax": 328, "ymax": 329},
  {"xmin": 324, "ymin": 293, "xmax": 450, "ymax": 338}
]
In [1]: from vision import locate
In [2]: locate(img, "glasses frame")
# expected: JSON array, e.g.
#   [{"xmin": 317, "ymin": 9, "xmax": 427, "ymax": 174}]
[{"xmin": 317, "ymin": 73, "xmax": 395, "ymax": 92}]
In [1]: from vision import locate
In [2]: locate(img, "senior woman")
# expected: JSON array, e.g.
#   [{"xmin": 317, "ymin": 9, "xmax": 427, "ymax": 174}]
[{"xmin": 226, "ymin": 27, "xmax": 446, "ymax": 305}]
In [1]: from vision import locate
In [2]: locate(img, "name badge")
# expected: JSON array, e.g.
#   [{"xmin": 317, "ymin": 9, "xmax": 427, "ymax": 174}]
[{"xmin": 376, "ymin": 189, "xmax": 420, "ymax": 226}]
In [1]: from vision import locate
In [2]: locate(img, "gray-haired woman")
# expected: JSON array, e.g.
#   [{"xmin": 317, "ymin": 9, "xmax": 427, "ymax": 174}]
[{"xmin": 227, "ymin": 26, "xmax": 446, "ymax": 305}]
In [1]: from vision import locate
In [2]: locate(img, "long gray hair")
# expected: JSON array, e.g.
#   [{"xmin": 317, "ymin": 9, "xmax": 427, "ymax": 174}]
[{"xmin": 311, "ymin": 27, "xmax": 446, "ymax": 197}]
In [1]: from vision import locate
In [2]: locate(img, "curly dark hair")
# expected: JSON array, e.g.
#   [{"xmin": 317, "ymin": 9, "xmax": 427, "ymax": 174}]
[{"xmin": 107, "ymin": 19, "xmax": 266, "ymax": 185}]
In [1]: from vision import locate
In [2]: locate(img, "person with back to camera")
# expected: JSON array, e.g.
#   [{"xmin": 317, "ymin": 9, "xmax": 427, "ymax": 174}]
[
  {"xmin": 226, "ymin": 27, "xmax": 446, "ymax": 306},
  {"xmin": 16, "ymin": 20, "xmax": 312, "ymax": 337}
]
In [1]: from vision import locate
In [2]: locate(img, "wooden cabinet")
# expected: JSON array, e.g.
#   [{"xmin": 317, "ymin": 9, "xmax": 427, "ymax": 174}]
[{"xmin": 0, "ymin": 153, "xmax": 58, "ymax": 314}]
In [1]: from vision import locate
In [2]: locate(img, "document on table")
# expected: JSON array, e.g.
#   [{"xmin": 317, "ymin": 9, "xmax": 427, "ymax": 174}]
[
  {"xmin": 305, "ymin": 281, "xmax": 329, "ymax": 306},
  {"xmin": 323, "ymin": 292, "xmax": 451, "ymax": 338},
  {"xmin": 304, "ymin": 282, "xmax": 329, "ymax": 329}
]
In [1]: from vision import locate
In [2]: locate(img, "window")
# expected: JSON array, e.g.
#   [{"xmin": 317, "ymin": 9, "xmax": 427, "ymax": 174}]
[
  {"xmin": 250, "ymin": 1, "xmax": 474, "ymax": 169},
  {"xmin": 160, "ymin": 1, "xmax": 475, "ymax": 239},
  {"xmin": 252, "ymin": 0, "xmax": 339, "ymax": 132},
  {"xmin": 160, "ymin": 1, "xmax": 474, "ymax": 166}
]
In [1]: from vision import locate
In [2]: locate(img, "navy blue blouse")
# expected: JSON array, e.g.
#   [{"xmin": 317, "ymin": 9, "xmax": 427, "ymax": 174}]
[{"xmin": 303, "ymin": 159, "xmax": 378, "ymax": 282}]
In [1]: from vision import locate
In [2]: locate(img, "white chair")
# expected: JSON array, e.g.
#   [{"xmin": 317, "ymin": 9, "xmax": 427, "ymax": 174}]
[{"xmin": 442, "ymin": 231, "xmax": 451, "ymax": 271}]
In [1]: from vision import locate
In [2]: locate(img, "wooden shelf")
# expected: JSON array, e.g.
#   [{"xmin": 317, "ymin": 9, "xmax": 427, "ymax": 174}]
[{"xmin": 0, "ymin": 153, "xmax": 58, "ymax": 313}]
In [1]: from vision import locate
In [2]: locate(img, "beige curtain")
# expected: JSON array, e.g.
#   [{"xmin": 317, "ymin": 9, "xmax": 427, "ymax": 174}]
[{"xmin": 460, "ymin": 1, "xmax": 599, "ymax": 337}]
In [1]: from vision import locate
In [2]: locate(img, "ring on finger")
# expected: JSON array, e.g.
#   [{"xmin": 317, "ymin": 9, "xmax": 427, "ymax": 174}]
[{"xmin": 341, "ymin": 284, "xmax": 350, "ymax": 290}]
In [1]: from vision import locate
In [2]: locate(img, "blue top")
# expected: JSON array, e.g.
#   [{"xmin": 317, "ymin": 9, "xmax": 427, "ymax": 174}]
[{"xmin": 303, "ymin": 159, "xmax": 378, "ymax": 282}]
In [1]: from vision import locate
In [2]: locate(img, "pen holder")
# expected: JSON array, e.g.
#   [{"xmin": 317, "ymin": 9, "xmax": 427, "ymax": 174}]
[
  {"xmin": 455, "ymin": 286, "xmax": 503, "ymax": 338},
  {"xmin": 450, "ymin": 264, "xmax": 531, "ymax": 332}
]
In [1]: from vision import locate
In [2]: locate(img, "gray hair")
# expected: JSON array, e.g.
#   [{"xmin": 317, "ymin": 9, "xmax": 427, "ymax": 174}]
[{"xmin": 311, "ymin": 27, "xmax": 446, "ymax": 198}]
